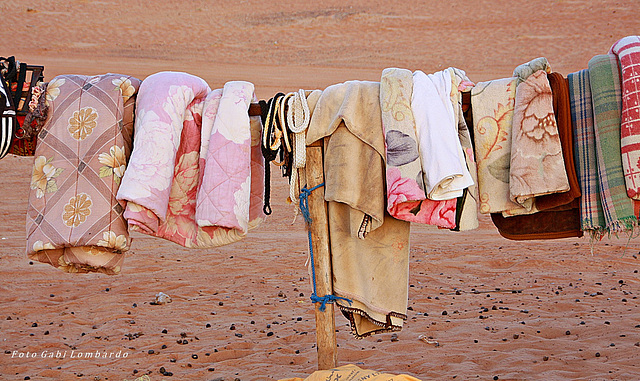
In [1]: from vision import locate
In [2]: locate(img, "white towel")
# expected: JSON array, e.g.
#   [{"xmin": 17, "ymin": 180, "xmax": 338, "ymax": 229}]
[{"xmin": 412, "ymin": 70, "xmax": 474, "ymax": 200}]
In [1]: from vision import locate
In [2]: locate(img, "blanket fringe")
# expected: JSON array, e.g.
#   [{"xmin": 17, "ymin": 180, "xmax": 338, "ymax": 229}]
[
  {"xmin": 336, "ymin": 301, "xmax": 406, "ymax": 339},
  {"xmin": 588, "ymin": 216, "xmax": 640, "ymax": 255}
]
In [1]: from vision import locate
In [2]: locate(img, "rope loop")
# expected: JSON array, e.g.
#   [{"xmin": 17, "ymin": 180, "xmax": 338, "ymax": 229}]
[
  {"xmin": 299, "ymin": 182, "xmax": 324, "ymax": 225},
  {"xmin": 299, "ymin": 182, "xmax": 353, "ymax": 312}
]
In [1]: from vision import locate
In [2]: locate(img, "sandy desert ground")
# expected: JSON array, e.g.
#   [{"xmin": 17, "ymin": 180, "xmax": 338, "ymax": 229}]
[{"xmin": 1, "ymin": 0, "xmax": 640, "ymax": 380}]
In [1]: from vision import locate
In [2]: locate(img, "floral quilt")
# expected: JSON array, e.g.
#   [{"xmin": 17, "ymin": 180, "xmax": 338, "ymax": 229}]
[
  {"xmin": 117, "ymin": 72, "xmax": 264, "ymax": 248},
  {"xmin": 26, "ymin": 74, "xmax": 141, "ymax": 274}
]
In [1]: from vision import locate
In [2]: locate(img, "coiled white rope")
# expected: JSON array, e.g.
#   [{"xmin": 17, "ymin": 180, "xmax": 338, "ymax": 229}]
[{"xmin": 287, "ymin": 89, "xmax": 311, "ymax": 213}]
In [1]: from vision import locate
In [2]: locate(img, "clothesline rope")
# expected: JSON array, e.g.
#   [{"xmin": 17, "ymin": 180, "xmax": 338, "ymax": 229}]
[{"xmin": 299, "ymin": 182, "xmax": 352, "ymax": 312}]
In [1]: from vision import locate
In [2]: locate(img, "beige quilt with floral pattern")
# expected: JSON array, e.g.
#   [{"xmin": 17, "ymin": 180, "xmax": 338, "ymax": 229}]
[{"xmin": 25, "ymin": 74, "xmax": 140, "ymax": 275}]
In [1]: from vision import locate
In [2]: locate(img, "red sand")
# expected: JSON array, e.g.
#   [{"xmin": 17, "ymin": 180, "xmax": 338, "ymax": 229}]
[{"xmin": 1, "ymin": 1, "xmax": 640, "ymax": 379}]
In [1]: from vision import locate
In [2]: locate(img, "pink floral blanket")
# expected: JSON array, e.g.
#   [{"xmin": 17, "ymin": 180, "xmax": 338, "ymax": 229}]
[{"xmin": 116, "ymin": 72, "xmax": 264, "ymax": 248}]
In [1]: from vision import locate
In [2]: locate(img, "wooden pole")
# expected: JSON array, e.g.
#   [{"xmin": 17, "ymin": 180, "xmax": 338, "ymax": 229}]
[{"xmin": 304, "ymin": 141, "xmax": 338, "ymax": 370}]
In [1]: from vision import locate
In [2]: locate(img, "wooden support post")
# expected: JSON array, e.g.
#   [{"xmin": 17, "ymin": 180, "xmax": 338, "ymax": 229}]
[{"xmin": 304, "ymin": 141, "xmax": 338, "ymax": 370}]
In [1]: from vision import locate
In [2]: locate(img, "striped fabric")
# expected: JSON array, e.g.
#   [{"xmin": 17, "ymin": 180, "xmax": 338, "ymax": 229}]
[
  {"xmin": 568, "ymin": 69, "xmax": 604, "ymax": 234},
  {"xmin": 588, "ymin": 54, "xmax": 638, "ymax": 234},
  {"xmin": 0, "ymin": 116, "xmax": 13, "ymax": 159},
  {"xmin": 0, "ymin": 77, "xmax": 16, "ymax": 159},
  {"xmin": 609, "ymin": 36, "xmax": 640, "ymax": 199}
]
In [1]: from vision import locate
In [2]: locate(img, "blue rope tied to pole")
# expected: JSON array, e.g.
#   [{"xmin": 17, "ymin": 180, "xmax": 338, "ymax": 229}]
[{"xmin": 299, "ymin": 183, "xmax": 352, "ymax": 312}]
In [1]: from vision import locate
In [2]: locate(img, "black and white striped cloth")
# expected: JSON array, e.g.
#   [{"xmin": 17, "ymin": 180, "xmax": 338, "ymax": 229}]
[{"xmin": 0, "ymin": 79, "xmax": 15, "ymax": 159}]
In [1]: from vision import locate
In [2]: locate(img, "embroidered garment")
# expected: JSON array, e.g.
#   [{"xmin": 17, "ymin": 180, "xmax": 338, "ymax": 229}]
[
  {"xmin": 26, "ymin": 74, "xmax": 141, "ymax": 274},
  {"xmin": 587, "ymin": 54, "xmax": 638, "ymax": 234},
  {"xmin": 609, "ymin": 36, "xmax": 640, "ymax": 199},
  {"xmin": 509, "ymin": 70, "xmax": 569, "ymax": 209},
  {"xmin": 381, "ymin": 68, "xmax": 456, "ymax": 228},
  {"xmin": 306, "ymin": 81, "xmax": 411, "ymax": 338},
  {"xmin": 411, "ymin": 69, "xmax": 473, "ymax": 201},
  {"xmin": 117, "ymin": 72, "xmax": 264, "ymax": 248}
]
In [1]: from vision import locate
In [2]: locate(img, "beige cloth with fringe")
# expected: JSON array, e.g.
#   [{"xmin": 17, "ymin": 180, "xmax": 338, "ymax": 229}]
[{"xmin": 307, "ymin": 80, "xmax": 410, "ymax": 338}]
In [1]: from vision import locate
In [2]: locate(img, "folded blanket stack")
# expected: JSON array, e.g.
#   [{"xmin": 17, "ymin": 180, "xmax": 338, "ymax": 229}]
[
  {"xmin": 473, "ymin": 57, "xmax": 585, "ymax": 239},
  {"xmin": 535, "ymin": 72, "xmax": 582, "ymax": 211},
  {"xmin": 117, "ymin": 72, "xmax": 264, "ymax": 249},
  {"xmin": 381, "ymin": 68, "xmax": 458, "ymax": 228}
]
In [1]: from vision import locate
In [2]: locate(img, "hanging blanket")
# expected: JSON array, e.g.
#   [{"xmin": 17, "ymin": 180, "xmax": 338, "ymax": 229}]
[
  {"xmin": 509, "ymin": 70, "xmax": 569, "ymax": 209},
  {"xmin": 609, "ymin": 36, "xmax": 640, "ymax": 199},
  {"xmin": 195, "ymin": 81, "xmax": 255, "ymax": 232},
  {"xmin": 587, "ymin": 54, "xmax": 638, "ymax": 235},
  {"xmin": 306, "ymin": 81, "xmax": 386, "ymax": 234},
  {"xmin": 448, "ymin": 67, "xmax": 479, "ymax": 231},
  {"xmin": 535, "ymin": 72, "xmax": 582, "ymax": 211},
  {"xmin": 329, "ymin": 203, "xmax": 410, "ymax": 338},
  {"xmin": 471, "ymin": 77, "xmax": 528, "ymax": 215},
  {"xmin": 26, "ymin": 74, "xmax": 141, "ymax": 274},
  {"xmin": 411, "ymin": 70, "xmax": 473, "ymax": 201},
  {"xmin": 117, "ymin": 71, "xmax": 211, "ymax": 222},
  {"xmin": 117, "ymin": 72, "xmax": 264, "ymax": 248},
  {"xmin": 306, "ymin": 81, "xmax": 411, "ymax": 338},
  {"xmin": 568, "ymin": 69, "xmax": 606, "ymax": 234},
  {"xmin": 381, "ymin": 68, "xmax": 456, "ymax": 227}
]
